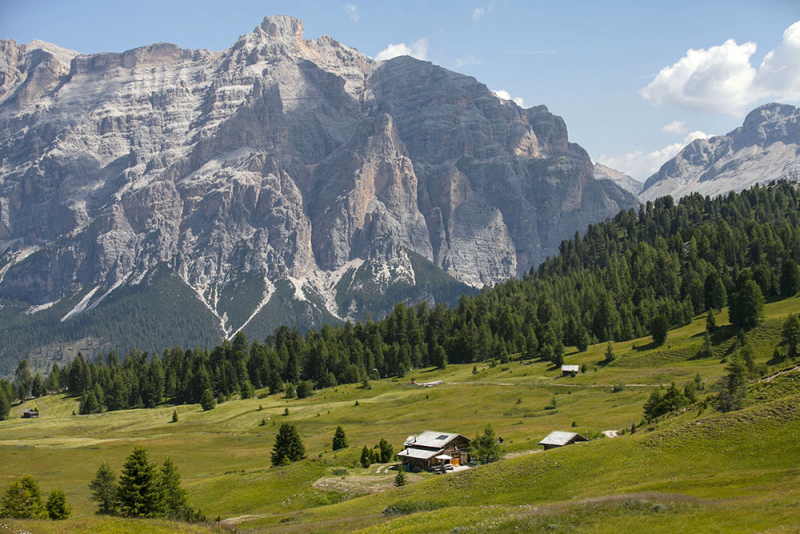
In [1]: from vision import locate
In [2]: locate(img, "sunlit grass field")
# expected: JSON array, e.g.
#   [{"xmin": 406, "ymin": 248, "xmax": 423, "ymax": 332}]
[{"xmin": 2, "ymin": 296, "xmax": 800, "ymax": 532}]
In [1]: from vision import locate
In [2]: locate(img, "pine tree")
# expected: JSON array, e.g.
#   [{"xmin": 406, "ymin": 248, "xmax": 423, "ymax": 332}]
[
  {"xmin": 432, "ymin": 345, "xmax": 447, "ymax": 370},
  {"xmin": 649, "ymin": 315, "xmax": 670, "ymax": 345},
  {"xmin": 172, "ymin": 410, "xmax": 178, "ymax": 423},
  {"xmin": 604, "ymin": 341, "xmax": 616, "ymax": 364},
  {"xmin": 271, "ymin": 423, "xmax": 305, "ymax": 466},
  {"xmin": 332, "ymin": 426, "xmax": 348, "ymax": 451},
  {"xmin": 360, "ymin": 445, "xmax": 371, "ymax": 468},
  {"xmin": 241, "ymin": 381, "xmax": 255, "ymax": 399},
  {"xmin": 45, "ymin": 489, "xmax": 71, "ymax": 520},
  {"xmin": 117, "ymin": 445, "xmax": 162, "ymax": 517},
  {"xmin": 780, "ymin": 258, "xmax": 800, "ymax": 297},
  {"xmin": 394, "ymin": 469, "xmax": 407, "ymax": 487},
  {"xmin": 0, "ymin": 390, "xmax": 10, "ymax": 421},
  {"xmin": 729, "ymin": 280, "xmax": 765, "ymax": 330},
  {"xmin": 378, "ymin": 438, "xmax": 394, "ymax": 463},
  {"xmin": 0, "ymin": 475, "xmax": 47, "ymax": 519},
  {"xmin": 200, "ymin": 388, "xmax": 215, "ymax": 411},
  {"xmin": 470, "ymin": 424, "xmax": 502, "ymax": 464},
  {"xmin": 158, "ymin": 457, "xmax": 188, "ymax": 517},
  {"xmin": 89, "ymin": 461, "xmax": 118, "ymax": 515},
  {"xmin": 782, "ymin": 314, "xmax": 800, "ymax": 358}
]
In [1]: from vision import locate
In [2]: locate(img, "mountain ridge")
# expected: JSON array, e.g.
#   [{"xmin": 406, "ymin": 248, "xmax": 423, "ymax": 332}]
[{"xmin": 0, "ymin": 15, "xmax": 637, "ymax": 367}]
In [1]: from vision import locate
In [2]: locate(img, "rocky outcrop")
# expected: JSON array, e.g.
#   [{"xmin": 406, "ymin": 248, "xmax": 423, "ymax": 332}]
[
  {"xmin": 0, "ymin": 16, "xmax": 637, "ymax": 353},
  {"xmin": 640, "ymin": 103, "xmax": 800, "ymax": 202},
  {"xmin": 594, "ymin": 163, "xmax": 643, "ymax": 196}
]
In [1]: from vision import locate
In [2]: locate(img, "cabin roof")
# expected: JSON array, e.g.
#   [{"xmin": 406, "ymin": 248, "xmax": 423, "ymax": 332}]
[
  {"xmin": 561, "ymin": 365, "xmax": 580, "ymax": 372},
  {"xmin": 397, "ymin": 447, "xmax": 444, "ymax": 460},
  {"xmin": 539, "ymin": 430, "xmax": 588, "ymax": 446},
  {"xmin": 403, "ymin": 430, "xmax": 467, "ymax": 449}
]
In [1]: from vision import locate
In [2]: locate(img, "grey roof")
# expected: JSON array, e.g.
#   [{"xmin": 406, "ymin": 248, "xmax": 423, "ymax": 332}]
[
  {"xmin": 561, "ymin": 365, "xmax": 580, "ymax": 372},
  {"xmin": 397, "ymin": 447, "xmax": 443, "ymax": 460},
  {"xmin": 403, "ymin": 430, "xmax": 466, "ymax": 449},
  {"xmin": 539, "ymin": 431, "xmax": 588, "ymax": 447}
]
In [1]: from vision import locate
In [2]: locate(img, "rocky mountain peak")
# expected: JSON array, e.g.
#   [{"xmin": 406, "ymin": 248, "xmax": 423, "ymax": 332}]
[
  {"xmin": 0, "ymin": 15, "xmax": 638, "ymax": 357},
  {"xmin": 639, "ymin": 102, "xmax": 800, "ymax": 202},
  {"xmin": 256, "ymin": 15, "xmax": 305, "ymax": 45}
]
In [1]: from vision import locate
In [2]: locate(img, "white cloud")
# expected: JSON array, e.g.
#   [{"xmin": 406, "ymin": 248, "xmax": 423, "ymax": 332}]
[
  {"xmin": 492, "ymin": 89, "xmax": 524, "ymax": 107},
  {"xmin": 641, "ymin": 20, "xmax": 800, "ymax": 115},
  {"xmin": 598, "ymin": 131, "xmax": 711, "ymax": 181},
  {"xmin": 472, "ymin": 8, "xmax": 485, "ymax": 20},
  {"xmin": 343, "ymin": 4, "xmax": 360, "ymax": 23},
  {"xmin": 662, "ymin": 120, "xmax": 688, "ymax": 135},
  {"xmin": 375, "ymin": 38, "xmax": 428, "ymax": 61}
]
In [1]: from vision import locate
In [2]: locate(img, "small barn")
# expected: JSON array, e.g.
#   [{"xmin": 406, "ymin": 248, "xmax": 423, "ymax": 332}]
[
  {"xmin": 539, "ymin": 430, "xmax": 588, "ymax": 450},
  {"xmin": 397, "ymin": 431, "xmax": 471, "ymax": 471},
  {"xmin": 561, "ymin": 365, "xmax": 579, "ymax": 377},
  {"xmin": 21, "ymin": 409, "xmax": 39, "ymax": 419}
]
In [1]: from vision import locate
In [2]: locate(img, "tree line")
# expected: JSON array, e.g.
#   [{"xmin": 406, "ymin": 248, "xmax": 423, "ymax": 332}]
[{"xmin": 3, "ymin": 182, "xmax": 800, "ymax": 415}]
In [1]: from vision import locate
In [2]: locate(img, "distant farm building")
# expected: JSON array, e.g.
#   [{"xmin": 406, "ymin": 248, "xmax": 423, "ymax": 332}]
[
  {"xmin": 561, "ymin": 365, "xmax": 579, "ymax": 377},
  {"xmin": 397, "ymin": 431, "xmax": 470, "ymax": 471},
  {"xmin": 21, "ymin": 409, "xmax": 39, "ymax": 419},
  {"xmin": 539, "ymin": 431, "xmax": 588, "ymax": 450}
]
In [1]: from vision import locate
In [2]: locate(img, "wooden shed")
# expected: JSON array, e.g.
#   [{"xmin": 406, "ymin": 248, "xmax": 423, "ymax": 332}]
[
  {"xmin": 561, "ymin": 365, "xmax": 580, "ymax": 377},
  {"xmin": 21, "ymin": 409, "xmax": 39, "ymax": 419},
  {"xmin": 539, "ymin": 430, "xmax": 588, "ymax": 450},
  {"xmin": 397, "ymin": 431, "xmax": 471, "ymax": 471}
]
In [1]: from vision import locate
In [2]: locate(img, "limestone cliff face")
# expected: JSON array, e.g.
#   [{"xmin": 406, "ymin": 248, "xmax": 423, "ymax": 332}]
[
  {"xmin": 640, "ymin": 103, "xmax": 800, "ymax": 202},
  {"xmin": 0, "ymin": 16, "xmax": 637, "ymax": 341}
]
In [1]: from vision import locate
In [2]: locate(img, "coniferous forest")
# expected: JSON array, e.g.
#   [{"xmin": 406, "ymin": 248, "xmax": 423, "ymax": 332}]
[{"xmin": 2, "ymin": 182, "xmax": 800, "ymax": 414}]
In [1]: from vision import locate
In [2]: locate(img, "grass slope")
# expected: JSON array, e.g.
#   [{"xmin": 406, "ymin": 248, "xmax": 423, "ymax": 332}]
[{"xmin": 1, "ymin": 298, "xmax": 799, "ymax": 532}]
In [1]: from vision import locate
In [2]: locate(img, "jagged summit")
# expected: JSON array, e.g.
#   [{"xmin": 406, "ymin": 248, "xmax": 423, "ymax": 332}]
[
  {"xmin": 640, "ymin": 103, "xmax": 800, "ymax": 202},
  {"xmin": 0, "ymin": 15, "xmax": 637, "ymax": 359},
  {"xmin": 257, "ymin": 15, "xmax": 305, "ymax": 43}
]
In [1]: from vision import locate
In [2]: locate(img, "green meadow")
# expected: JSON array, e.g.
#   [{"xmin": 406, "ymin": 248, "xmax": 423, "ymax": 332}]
[{"xmin": 2, "ymin": 297, "xmax": 800, "ymax": 532}]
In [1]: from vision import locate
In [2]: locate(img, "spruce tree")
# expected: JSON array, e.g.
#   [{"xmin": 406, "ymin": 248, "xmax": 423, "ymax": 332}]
[
  {"xmin": 200, "ymin": 388, "xmax": 215, "ymax": 411},
  {"xmin": 379, "ymin": 438, "xmax": 394, "ymax": 463},
  {"xmin": 729, "ymin": 280, "xmax": 765, "ymax": 330},
  {"xmin": 360, "ymin": 445, "xmax": 371, "ymax": 468},
  {"xmin": 0, "ymin": 475, "xmax": 47, "ymax": 519},
  {"xmin": 158, "ymin": 457, "xmax": 188, "ymax": 517},
  {"xmin": 780, "ymin": 258, "xmax": 800, "ymax": 297},
  {"xmin": 271, "ymin": 423, "xmax": 305, "ymax": 466},
  {"xmin": 394, "ymin": 469, "xmax": 407, "ymax": 487},
  {"xmin": 470, "ymin": 424, "xmax": 502, "ymax": 464},
  {"xmin": 332, "ymin": 426, "xmax": 348, "ymax": 451},
  {"xmin": 45, "ymin": 489, "xmax": 71, "ymax": 520},
  {"xmin": 782, "ymin": 314, "xmax": 800, "ymax": 358},
  {"xmin": 0, "ymin": 390, "xmax": 10, "ymax": 421},
  {"xmin": 89, "ymin": 461, "xmax": 118, "ymax": 515},
  {"xmin": 172, "ymin": 410, "xmax": 178, "ymax": 423},
  {"xmin": 117, "ymin": 445, "xmax": 162, "ymax": 517},
  {"xmin": 604, "ymin": 341, "xmax": 616, "ymax": 364}
]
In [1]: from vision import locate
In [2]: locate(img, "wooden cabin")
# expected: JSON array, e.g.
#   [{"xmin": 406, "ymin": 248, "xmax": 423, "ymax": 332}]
[
  {"xmin": 21, "ymin": 409, "xmax": 39, "ymax": 419},
  {"xmin": 539, "ymin": 430, "xmax": 588, "ymax": 450},
  {"xmin": 561, "ymin": 365, "xmax": 580, "ymax": 377},
  {"xmin": 397, "ymin": 431, "xmax": 471, "ymax": 471}
]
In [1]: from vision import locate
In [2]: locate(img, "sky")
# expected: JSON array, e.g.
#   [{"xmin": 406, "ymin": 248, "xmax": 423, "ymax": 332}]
[{"xmin": 2, "ymin": 0, "xmax": 800, "ymax": 181}]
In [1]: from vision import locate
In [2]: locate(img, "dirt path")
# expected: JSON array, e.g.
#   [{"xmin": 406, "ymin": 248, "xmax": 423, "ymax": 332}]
[
  {"xmin": 759, "ymin": 364, "xmax": 800, "ymax": 382},
  {"xmin": 504, "ymin": 449, "xmax": 543, "ymax": 459}
]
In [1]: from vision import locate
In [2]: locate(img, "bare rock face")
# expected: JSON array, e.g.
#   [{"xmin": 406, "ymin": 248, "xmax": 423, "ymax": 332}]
[
  {"xmin": 640, "ymin": 103, "xmax": 800, "ymax": 202},
  {"xmin": 594, "ymin": 163, "xmax": 643, "ymax": 196},
  {"xmin": 0, "ymin": 15, "xmax": 637, "ymax": 355}
]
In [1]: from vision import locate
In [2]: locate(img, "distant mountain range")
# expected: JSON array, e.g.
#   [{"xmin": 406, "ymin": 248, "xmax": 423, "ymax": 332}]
[
  {"xmin": 0, "ymin": 16, "xmax": 638, "ymax": 370},
  {"xmin": 593, "ymin": 163, "xmax": 643, "ymax": 196},
  {"xmin": 639, "ymin": 103, "xmax": 800, "ymax": 201}
]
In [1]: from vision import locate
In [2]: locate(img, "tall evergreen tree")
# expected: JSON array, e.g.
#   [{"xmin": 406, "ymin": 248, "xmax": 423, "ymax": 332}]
[
  {"xmin": 729, "ymin": 280, "xmax": 765, "ymax": 330},
  {"xmin": 89, "ymin": 461, "xmax": 118, "ymax": 515},
  {"xmin": 470, "ymin": 424, "xmax": 502, "ymax": 464},
  {"xmin": 782, "ymin": 315, "xmax": 800, "ymax": 358},
  {"xmin": 45, "ymin": 489, "xmax": 71, "ymax": 520},
  {"xmin": 332, "ymin": 426, "xmax": 348, "ymax": 451},
  {"xmin": 780, "ymin": 258, "xmax": 800, "ymax": 297},
  {"xmin": 158, "ymin": 457, "xmax": 188, "ymax": 517},
  {"xmin": 116, "ymin": 445, "xmax": 162, "ymax": 517},
  {"xmin": 271, "ymin": 423, "xmax": 305, "ymax": 466},
  {"xmin": 0, "ymin": 475, "xmax": 47, "ymax": 519}
]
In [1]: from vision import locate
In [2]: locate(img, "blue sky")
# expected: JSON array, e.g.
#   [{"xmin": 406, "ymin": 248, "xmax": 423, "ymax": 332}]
[{"xmin": 3, "ymin": 0, "xmax": 799, "ymax": 180}]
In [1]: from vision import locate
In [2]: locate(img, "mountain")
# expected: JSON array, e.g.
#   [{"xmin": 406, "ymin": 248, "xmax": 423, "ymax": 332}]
[
  {"xmin": 593, "ymin": 162, "xmax": 643, "ymax": 195},
  {"xmin": 640, "ymin": 103, "xmax": 800, "ymax": 202},
  {"xmin": 0, "ymin": 16, "xmax": 637, "ymax": 369}
]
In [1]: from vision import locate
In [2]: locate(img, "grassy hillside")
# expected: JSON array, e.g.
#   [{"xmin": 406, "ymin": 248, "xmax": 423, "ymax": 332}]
[{"xmin": 1, "ymin": 297, "xmax": 799, "ymax": 532}]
